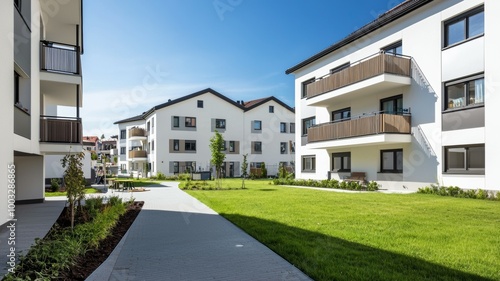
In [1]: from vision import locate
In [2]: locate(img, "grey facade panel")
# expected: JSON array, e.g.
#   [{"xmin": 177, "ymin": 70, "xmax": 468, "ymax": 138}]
[
  {"xmin": 14, "ymin": 7, "xmax": 31, "ymax": 76},
  {"xmin": 442, "ymin": 106, "xmax": 485, "ymax": 131}
]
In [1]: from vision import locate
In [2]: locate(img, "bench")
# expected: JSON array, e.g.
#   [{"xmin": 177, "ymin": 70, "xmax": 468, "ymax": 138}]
[{"xmin": 344, "ymin": 172, "xmax": 367, "ymax": 185}]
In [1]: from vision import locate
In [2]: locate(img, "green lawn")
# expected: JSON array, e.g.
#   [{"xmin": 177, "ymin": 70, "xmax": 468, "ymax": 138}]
[
  {"xmin": 45, "ymin": 187, "xmax": 100, "ymax": 197},
  {"xmin": 186, "ymin": 179, "xmax": 500, "ymax": 281}
]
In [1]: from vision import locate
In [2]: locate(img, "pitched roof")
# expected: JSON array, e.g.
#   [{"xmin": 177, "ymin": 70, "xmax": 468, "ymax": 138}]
[
  {"xmin": 285, "ymin": 0, "xmax": 433, "ymax": 74},
  {"xmin": 82, "ymin": 136, "xmax": 99, "ymax": 143},
  {"xmin": 115, "ymin": 88, "xmax": 294, "ymax": 124}
]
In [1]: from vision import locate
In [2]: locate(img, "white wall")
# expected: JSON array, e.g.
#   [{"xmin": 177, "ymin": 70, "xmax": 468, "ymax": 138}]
[
  {"xmin": 15, "ymin": 155, "xmax": 44, "ymax": 201},
  {"xmin": 44, "ymin": 151, "xmax": 92, "ymax": 180}
]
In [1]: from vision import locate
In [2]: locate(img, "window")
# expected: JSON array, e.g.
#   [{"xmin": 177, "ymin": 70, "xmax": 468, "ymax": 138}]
[
  {"xmin": 382, "ymin": 41, "xmax": 403, "ymax": 55},
  {"xmin": 152, "ymin": 117, "xmax": 155, "ymax": 134},
  {"xmin": 302, "ymin": 117, "xmax": 315, "ymax": 136},
  {"xmin": 330, "ymin": 62, "xmax": 350, "ymax": 74},
  {"xmin": 445, "ymin": 75, "xmax": 484, "ymax": 110},
  {"xmin": 381, "ymin": 149, "xmax": 403, "ymax": 173},
  {"xmin": 254, "ymin": 141, "xmax": 262, "ymax": 153},
  {"xmin": 301, "ymin": 77, "xmax": 315, "ymax": 99},
  {"xmin": 229, "ymin": 141, "xmax": 235, "ymax": 152},
  {"xmin": 280, "ymin": 142, "xmax": 287, "ymax": 154},
  {"xmin": 221, "ymin": 141, "xmax": 226, "ymax": 151},
  {"xmin": 332, "ymin": 152, "xmax": 351, "ymax": 172},
  {"xmin": 253, "ymin": 120, "xmax": 262, "ymax": 131},
  {"xmin": 173, "ymin": 139, "xmax": 179, "ymax": 151},
  {"xmin": 381, "ymin": 95, "xmax": 403, "ymax": 115},
  {"xmin": 290, "ymin": 141, "xmax": 295, "ymax": 153},
  {"xmin": 216, "ymin": 119, "xmax": 226, "ymax": 129},
  {"xmin": 280, "ymin": 122, "xmax": 287, "ymax": 133},
  {"xmin": 185, "ymin": 117, "xmax": 196, "ymax": 127},
  {"xmin": 332, "ymin": 108, "xmax": 351, "ymax": 122},
  {"xmin": 14, "ymin": 72, "xmax": 20, "ymax": 105},
  {"xmin": 173, "ymin": 116, "xmax": 179, "ymax": 127},
  {"xmin": 120, "ymin": 147, "xmax": 126, "ymax": 155},
  {"xmin": 152, "ymin": 140, "xmax": 155, "ymax": 151},
  {"xmin": 197, "ymin": 100, "xmax": 203, "ymax": 108},
  {"xmin": 146, "ymin": 121, "xmax": 150, "ymax": 132},
  {"xmin": 445, "ymin": 144, "xmax": 484, "ymax": 174},
  {"xmin": 445, "ymin": 7, "xmax": 484, "ymax": 47},
  {"xmin": 290, "ymin": 123, "xmax": 296, "ymax": 134},
  {"xmin": 269, "ymin": 106, "xmax": 274, "ymax": 113},
  {"xmin": 302, "ymin": 155, "xmax": 316, "ymax": 172},
  {"xmin": 173, "ymin": 161, "xmax": 179, "ymax": 173},
  {"xmin": 185, "ymin": 140, "xmax": 196, "ymax": 151},
  {"xmin": 120, "ymin": 130, "xmax": 126, "ymax": 139}
]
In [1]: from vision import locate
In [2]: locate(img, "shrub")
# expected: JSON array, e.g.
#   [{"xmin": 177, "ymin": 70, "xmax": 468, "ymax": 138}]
[
  {"xmin": 85, "ymin": 197, "xmax": 104, "ymax": 220},
  {"xmin": 178, "ymin": 173, "xmax": 192, "ymax": 181},
  {"xmin": 51, "ymin": 178, "xmax": 61, "ymax": 192},
  {"xmin": 108, "ymin": 195, "xmax": 123, "ymax": 207},
  {"xmin": 272, "ymin": 178, "xmax": 378, "ymax": 192},
  {"xmin": 366, "ymin": 181, "xmax": 380, "ymax": 191},
  {"xmin": 156, "ymin": 171, "xmax": 168, "ymax": 180},
  {"xmin": 261, "ymin": 163, "xmax": 268, "ymax": 178},
  {"xmin": 417, "ymin": 185, "xmax": 499, "ymax": 201}
]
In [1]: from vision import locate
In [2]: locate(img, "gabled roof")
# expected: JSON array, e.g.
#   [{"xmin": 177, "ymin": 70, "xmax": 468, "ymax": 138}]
[
  {"xmin": 82, "ymin": 136, "xmax": 99, "ymax": 143},
  {"xmin": 115, "ymin": 88, "xmax": 294, "ymax": 125},
  {"xmin": 243, "ymin": 97, "xmax": 295, "ymax": 113},
  {"xmin": 285, "ymin": 0, "xmax": 433, "ymax": 74}
]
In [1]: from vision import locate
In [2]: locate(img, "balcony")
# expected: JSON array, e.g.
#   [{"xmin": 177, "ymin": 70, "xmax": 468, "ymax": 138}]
[
  {"xmin": 129, "ymin": 127, "xmax": 147, "ymax": 141},
  {"xmin": 40, "ymin": 116, "xmax": 82, "ymax": 143},
  {"xmin": 307, "ymin": 113, "xmax": 412, "ymax": 149},
  {"xmin": 129, "ymin": 150, "xmax": 147, "ymax": 161},
  {"xmin": 41, "ymin": 41, "xmax": 80, "ymax": 75},
  {"xmin": 306, "ymin": 53, "xmax": 412, "ymax": 106}
]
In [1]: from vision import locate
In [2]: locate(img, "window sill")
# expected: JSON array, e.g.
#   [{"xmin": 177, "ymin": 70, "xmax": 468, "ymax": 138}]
[
  {"xmin": 301, "ymin": 170, "xmax": 316, "ymax": 173},
  {"xmin": 442, "ymin": 34, "xmax": 484, "ymax": 51},
  {"xmin": 443, "ymin": 170, "xmax": 485, "ymax": 175},
  {"xmin": 443, "ymin": 103, "xmax": 484, "ymax": 113},
  {"xmin": 379, "ymin": 171, "xmax": 402, "ymax": 174}
]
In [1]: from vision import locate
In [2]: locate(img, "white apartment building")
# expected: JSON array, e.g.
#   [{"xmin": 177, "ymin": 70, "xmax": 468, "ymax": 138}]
[
  {"xmin": 287, "ymin": 0, "xmax": 499, "ymax": 191},
  {"xmin": 1, "ymin": 0, "xmax": 84, "ymax": 225},
  {"xmin": 115, "ymin": 88, "xmax": 296, "ymax": 178}
]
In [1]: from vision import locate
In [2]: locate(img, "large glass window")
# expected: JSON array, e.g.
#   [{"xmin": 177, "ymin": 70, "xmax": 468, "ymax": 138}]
[
  {"xmin": 302, "ymin": 155, "xmax": 316, "ymax": 172},
  {"xmin": 332, "ymin": 152, "xmax": 351, "ymax": 172},
  {"xmin": 330, "ymin": 62, "xmax": 350, "ymax": 74},
  {"xmin": 381, "ymin": 95, "xmax": 403, "ymax": 115},
  {"xmin": 332, "ymin": 108, "xmax": 351, "ymax": 122},
  {"xmin": 302, "ymin": 117, "xmax": 315, "ymax": 136},
  {"xmin": 380, "ymin": 149, "xmax": 403, "ymax": 173},
  {"xmin": 445, "ymin": 145, "xmax": 484, "ymax": 173},
  {"xmin": 382, "ymin": 41, "xmax": 403, "ymax": 55},
  {"xmin": 445, "ymin": 7, "xmax": 484, "ymax": 47},
  {"xmin": 301, "ymin": 77, "xmax": 315, "ymax": 99},
  {"xmin": 445, "ymin": 75, "xmax": 484, "ymax": 110}
]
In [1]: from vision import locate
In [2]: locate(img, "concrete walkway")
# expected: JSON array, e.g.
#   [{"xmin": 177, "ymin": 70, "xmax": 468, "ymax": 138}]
[
  {"xmin": 0, "ymin": 200, "xmax": 66, "ymax": 277},
  {"xmin": 87, "ymin": 183, "xmax": 312, "ymax": 281}
]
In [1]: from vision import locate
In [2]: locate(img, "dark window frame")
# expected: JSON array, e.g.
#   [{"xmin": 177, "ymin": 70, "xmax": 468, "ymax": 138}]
[
  {"xmin": 301, "ymin": 77, "xmax": 315, "ymax": 99},
  {"xmin": 197, "ymin": 100, "xmax": 203, "ymax": 108},
  {"xmin": 14, "ymin": 0, "xmax": 21, "ymax": 10},
  {"xmin": 254, "ymin": 141, "xmax": 262, "ymax": 153},
  {"xmin": 173, "ymin": 161, "xmax": 179, "ymax": 173},
  {"xmin": 280, "ymin": 142, "xmax": 287, "ymax": 154},
  {"xmin": 302, "ymin": 117, "xmax": 315, "ymax": 136},
  {"xmin": 290, "ymin": 123, "xmax": 295, "ymax": 134},
  {"xmin": 229, "ymin": 141, "xmax": 235, "ymax": 152},
  {"xmin": 173, "ymin": 139, "xmax": 179, "ymax": 151},
  {"xmin": 332, "ymin": 107, "xmax": 351, "ymax": 122},
  {"xmin": 173, "ymin": 116, "xmax": 180, "ymax": 128},
  {"xmin": 120, "ymin": 130, "xmax": 126, "ymax": 139},
  {"xmin": 269, "ymin": 105, "xmax": 274, "ymax": 113},
  {"xmin": 185, "ymin": 140, "xmax": 196, "ymax": 151},
  {"xmin": 332, "ymin": 152, "xmax": 351, "ymax": 172},
  {"xmin": 444, "ymin": 6, "xmax": 484, "ymax": 48},
  {"xmin": 381, "ymin": 40, "xmax": 403, "ymax": 55},
  {"xmin": 444, "ymin": 74, "xmax": 484, "ymax": 110},
  {"xmin": 280, "ymin": 122, "xmax": 287, "ymax": 133},
  {"xmin": 330, "ymin": 62, "xmax": 350, "ymax": 74},
  {"xmin": 301, "ymin": 155, "xmax": 316, "ymax": 172},
  {"xmin": 14, "ymin": 71, "xmax": 20, "ymax": 104},
  {"xmin": 444, "ymin": 144, "xmax": 485, "ymax": 174},
  {"xmin": 215, "ymin": 118, "xmax": 226, "ymax": 129},
  {"xmin": 380, "ymin": 149, "xmax": 403, "ymax": 173},
  {"xmin": 120, "ymin": 147, "xmax": 126, "ymax": 155},
  {"xmin": 253, "ymin": 120, "xmax": 262, "ymax": 131},
  {"xmin": 185, "ymin": 117, "xmax": 196, "ymax": 128},
  {"xmin": 380, "ymin": 94, "xmax": 404, "ymax": 115}
]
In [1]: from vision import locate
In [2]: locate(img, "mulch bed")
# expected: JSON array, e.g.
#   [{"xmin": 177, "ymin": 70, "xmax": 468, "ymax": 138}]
[{"xmin": 57, "ymin": 201, "xmax": 144, "ymax": 281}]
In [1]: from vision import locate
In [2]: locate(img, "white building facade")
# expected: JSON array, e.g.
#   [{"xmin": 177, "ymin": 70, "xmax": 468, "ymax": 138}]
[
  {"xmin": 0, "ymin": 0, "xmax": 84, "ymax": 225},
  {"xmin": 115, "ymin": 89, "xmax": 295, "ymax": 178},
  {"xmin": 287, "ymin": 0, "xmax": 499, "ymax": 191}
]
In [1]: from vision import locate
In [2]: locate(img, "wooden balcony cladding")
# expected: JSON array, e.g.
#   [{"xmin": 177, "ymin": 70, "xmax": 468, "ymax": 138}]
[
  {"xmin": 40, "ymin": 116, "xmax": 82, "ymax": 143},
  {"xmin": 129, "ymin": 150, "xmax": 147, "ymax": 158},
  {"xmin": 129, "ymin": 127, "xmax": 147, "ymax": 137},
  {"xmin": 40, "ymin": 41, "xmax": 80, "ymax": 75},
  {"xmin": 306, "ymin": 53, "xmax": 412, "ymax": 99},
  {"xmin": 307, "ymin": 114, "xmax": 411, "ymax": 143}
]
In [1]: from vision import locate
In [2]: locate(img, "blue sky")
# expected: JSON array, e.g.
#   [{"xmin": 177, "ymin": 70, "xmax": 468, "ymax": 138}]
[{"xmin": 80, "ymin": 0, "xmax": 405, "ymax": 137}]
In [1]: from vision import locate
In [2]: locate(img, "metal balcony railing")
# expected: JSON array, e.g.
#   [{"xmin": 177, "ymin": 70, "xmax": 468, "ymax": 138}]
[{"xmin": 40, "ymin": 41, "xmax": 80, "ymax": 75}]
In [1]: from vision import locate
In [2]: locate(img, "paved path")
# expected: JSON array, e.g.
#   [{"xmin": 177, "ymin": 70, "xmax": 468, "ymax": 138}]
[{"xmin": 87, "ymin": 183, "xmax": 312, "ymax": 281}]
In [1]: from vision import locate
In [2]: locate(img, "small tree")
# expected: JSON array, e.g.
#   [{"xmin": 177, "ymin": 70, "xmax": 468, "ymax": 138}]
[
  {"xmin": 241, "ymin": 154, "xmax": 248, "ymax": 189},
  {"xmin": 61, "ymin": 151, "xmax": 86, "ymax": 230},
  {"xmin": 209, "ymin": 130, "xmax": 226, "ymax": 189},
  {"xmin": 261, "ymin": 162, "xmax": 267, "ymax": 178}
]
